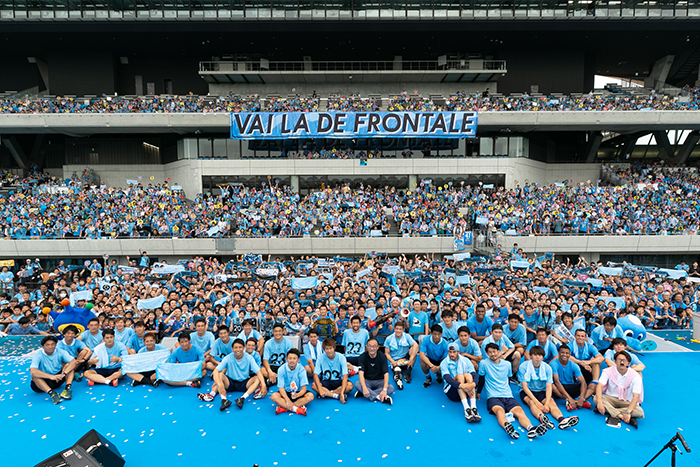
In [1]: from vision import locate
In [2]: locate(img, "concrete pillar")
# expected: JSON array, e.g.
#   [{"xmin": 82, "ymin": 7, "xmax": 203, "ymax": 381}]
[
  {"xmin": 408, "ymin": 174, "xmax": 418, "ymax": 191},
  {"xmin": 584, "ymin": 131, "xmax": 603, "ymax": 163},
  {"xmin": 644, "ymin": 55, "xmax": 675, "ymax": 91},
  {"xmin": 290, "ymin": 175, "xmax": 299, "ymax": 193}
]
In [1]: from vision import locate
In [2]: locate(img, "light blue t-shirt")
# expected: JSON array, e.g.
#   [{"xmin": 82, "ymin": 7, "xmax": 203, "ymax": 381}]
[
  {"xmin": 31, "ymin": 348, "xmax": 73, "ymax": 374},
  {"xmin": 137, "ymin": 344, "xmax": 166, "ymax": 353},
  {"xmin": 237, "ymin": 329, "xmax": 262, "ymax": 342},
  {"xmin": 211, "ymin": 338, "xmax": 234, "ymax": 359},
  {"xmin": 127, "ymin": 334, "xmax": 146, "ymax": 352},
  {"xmin": 98, "ymin": 342, "xmax": 129, "ymax": 370},
  {"xmin": 504, "ymin": 324, "xmax": 527, "ymax": 346},
  {"xmin": 604, "ymin": 349, "xmax": 642, "ymax": 366},
  {"xmin": 420, "ymin": 336, "xmax": 449, "ymax": 362},
  {"xmin": 246, "ymin": 350, "xmax": 262, "ymax": 366},
  {"xmin": 191, "ymin": 331, "xmax": 215, "ymax": 354},
  {"xmin": 114, "ymin": 327, "xmax": 135, "ymax": 347},
  {"xmin": 457, "ymin": 338, "xmax": 482, "ymax": 358},
  {"xmin": 467, "ymin": 315, "xmax": 493, "ymax": 337},
  {"xmin": 568, "ymin": 341, "xmax": 598, "ymax": 361},
  {"xmin": 526, "ymin": 339, "xmax": 558, "ymax": 362},
  {"xmin": 79, "ymin": 330, "xmax": 103, "ymax": 350},
  {"xmin": 407, "ymin": 311, "xmax": 429, "ymax": 335},
  {"xmin": 168, "ymin": 345, "xmax": 204, "ymax": 364},
  {"xmin": 57, "ymin": 338, "xmax": 86, "ymax": 359},
  {"xmin": 591, "ymin": 325, "xmax": 624, "ymax": 352},
  {"xmin": 517, "ymin": 360, "xmax": 553, "ymax": 392},
  {"xmin": 384, "ymin": 332, "xmax": 416, "ymax": 360},
  {"xmin": 217, "ymin": 352, "xmax": 260, "ymax": 381},
  {"xmin": 303, "ymin": 341, "xmax": 324, "ymax": 364},
  {"xmin": 277, "ymin": 363, "xmax": 309, "ymax": 394},
  {"xmin": 480, "ymin": 334, "xmax": 514, "ymax": 355},
  {"xmin": 440, "ymin": 355, "xmax": 476, "ymax": 392},
  {"xmin": 263, "ymin": 337, "xmax": 293, "ymax": 367},
  {"xmin": 342, "ymin": 328, "xmax": 370, "ymax": 357},
  {"xmin": 478, "ymin": 358, "xmax": 513, "ymax": 399},
  {"xmin": 550, "ymin": 358, "xmax": 583, "ymax": 385},
  {"xmin": 440, "ymin": 322, "xmax": 459, "ymax": 343},
  {"xmin": 314, "ymin": 352, "xmax": 348, "ymax": 381}
]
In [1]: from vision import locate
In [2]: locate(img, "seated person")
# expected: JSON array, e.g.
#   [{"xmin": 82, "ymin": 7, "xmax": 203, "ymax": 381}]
[
  {"xmin": 481, "ymin": 323, "xmax": 520, "ymax": 384},
  {"xmin": 419, "ymin": 324, "xmax": 449, "ymax": 388},
  {"xmin": 311, "ymin": 338, "xmax": 353, "ymax": 403},
  {"xmin": 303, "ymin": 328, "xmax": 324, "ymax": 377},
  {"xmin": 190, "ymin": 318, "xmax": 216, "ymax": 359},
  {"xmin": 205, "ymin": 326, "xmax": 233, "ymax": 374},
  {"xmin": 84, "ymin": 329, "xmax": 128, "ymax": 387},
  {"xmin": 237, "ymin": 319, "xmax": 264, "ymax": 355},
  {"xmin": 384, "ymin": 321, "xmax": 419, "ymax": 390},
  {"xmin": 590, "ymin": 317, "xmax": 624, "ymax": 353},
  {"xmin": 126, "ymin": 332, "xmax": 165, "ymax": 387},
  {"xmin": 477, "ymin": 343, "xmax": 548, "ymax": 440},
  {"xmin": 198, "ymin": 338, "xmax": 266, "ymax": 412},
  {"xmin": 6, "ymin": 316, "xmax": 48, "ymax": 336},
  {"xmin": 603, "ymin": 338, "xmax": 645, "ymax": 374},
  {"xmin": 162, "ymin": 332, "xmax": 206, "ymax": 388},
  {"xmin": 595, "ymin": 350, "xmax": 644, "ymax": 429},
  {"xmin": 504, "ymin": 314, "xmax": 527, "ymax": 356},
  {"xmin": 518, "ymin": 346, "xmax": 579, "ymax": 431},
  {"xmin": 550, "ymin": 345, "xmax": 594, "ymax": 411},
  {"xmin": 467, "ymin": 304, "xmax": 493, "ymax": 345},
  {"xmin": 56, "ymin": 325, "xmax": 92, "ymax": 380},
  {"xmin": 271, "ymin": 349, "xmax": 314, "ymax": 416},
  {"xmin": 568, "ymin": 329, "xmax": 604, "ymax": 383},
  {"xmin": 456, "ymin": 326, "xmax": 482, "ymax": 371},
  {"xmin": 263, "ymin": 323, "xmax": 294, "ymax": 387},
  {"xmin": 126, "ymin": 320, "xmax": 148, "ymax": 354},
  {"xmin": 30, "ymin": 335, "xmax": 77, "ymax": 404},
  {"xmin": 78, "ymin": 318, "xmax": 103, "ymax": 350},
  {"xmin": 341, "ymin": 316, "xmax": 370, "ymax": 375},
  {"xmin": 440, "ymin": 342, "xmax": 481, "ymax": 423},
  {"xmin": 355, "ymin": 337, "xmax": 394, "ymax": 404},
  {"xmin": 524, "ymin": 328, "xmax": 558, "ymax": 362}
]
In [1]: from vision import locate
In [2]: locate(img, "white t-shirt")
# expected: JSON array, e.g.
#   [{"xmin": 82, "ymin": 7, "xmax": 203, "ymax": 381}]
[{"xmin": 599, "ymin": 368, "xmax": 643, "ymax": 402}]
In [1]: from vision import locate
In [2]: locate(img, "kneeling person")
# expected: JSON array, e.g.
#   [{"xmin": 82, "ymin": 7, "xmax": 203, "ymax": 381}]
[
  {"xmin": 198, "ymin": 338, "xmax": 266, "ymax": 411},
  {"xmin": 440, "ymin": 342, "xmax": 481, "ymax": 423},
  {"xmin": 312, "ymin": 338, "xmax": 353, "ymax": 403}
]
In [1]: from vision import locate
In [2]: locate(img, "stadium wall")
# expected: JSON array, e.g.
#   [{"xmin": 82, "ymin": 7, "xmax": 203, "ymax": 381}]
[
  {"xmin": 5, "ymin": 235, "xmax": 700, "ymax": 261},
  {"xmin": 64, "ymin": 159, "xmax": 600, "ymax": 194}
]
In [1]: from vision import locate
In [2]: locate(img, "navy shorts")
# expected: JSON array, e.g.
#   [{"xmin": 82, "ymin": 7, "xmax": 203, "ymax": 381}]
[
  {"xmin": 444, "ymin": 372, "xmax": 479, "ymax": 402},
  {"xmin": 520, "ymin": 390, "xmax": 547, "ymax": 403},
  {"xmin": 487, "ymin": 397, "xmax": 521, "ymax": 414},
  {"xmin": 562, "ymin": 383, "xmax": 582, "ymax": 399},
  {"xmin": 428, "ymin": 358, "xmax": 441, "ymax": 367},
  {"xmin": 321, "ymin": 380, "xmax": 343, "ymax": 391},
  {"xmin": 93, "ymin": 368, "xmax": 118, "ymax": 378},
  {"xmin": 140, "ymin": 370, "xmax": 156, "ymax": 379},
  {"xmin": 225, "ymin": 376, "xmax": 250, "ymax": 393},
  {"xmin": 30, "ymin": 377, "xmax": 64, "ymax": 393},
  {"xmin": 346, "ymin": 356, "xmax": 360, "ymax": 366}
]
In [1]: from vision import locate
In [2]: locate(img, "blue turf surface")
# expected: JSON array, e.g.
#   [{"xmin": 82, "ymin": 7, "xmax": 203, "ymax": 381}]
[
  {"xmin": 2, "ymin": 353, "xmax": 699, "ymax": 467},
  {"xmin": 649, "ymin": 330, "xmax": 700, "ymax": 351}
]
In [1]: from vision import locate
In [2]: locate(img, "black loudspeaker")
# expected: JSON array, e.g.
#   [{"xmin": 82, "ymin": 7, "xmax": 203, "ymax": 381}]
[{"xmin": 34, "ymin": 430, "xmax": 125, "ymax": 467}]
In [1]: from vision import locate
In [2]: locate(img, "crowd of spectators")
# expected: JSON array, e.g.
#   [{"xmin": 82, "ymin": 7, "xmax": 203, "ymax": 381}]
[
  {"xmin": 3, "ymin": 164, "xmax": 700, "ymax": 239},
  {"xmin": 326, "ymin": 93, "xmax": 380, "ymax": 112},
  {"xmin": 1, "ymin": 88, "xmax": 700, "ymax": 113},
  {"xmin": 0, "ymin": 252, "xmax": 692, "ymax": 355}
]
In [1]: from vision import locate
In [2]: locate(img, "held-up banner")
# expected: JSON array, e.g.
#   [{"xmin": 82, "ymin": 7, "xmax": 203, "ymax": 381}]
[{"xmin": 230, "ymin": 111, "xmax": 478, "ymax": 140}]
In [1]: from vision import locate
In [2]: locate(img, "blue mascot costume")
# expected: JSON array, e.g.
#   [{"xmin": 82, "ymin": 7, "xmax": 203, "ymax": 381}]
[{"xmin": 47, "ymin": 301, "xmax": 96, "ymax": 334}]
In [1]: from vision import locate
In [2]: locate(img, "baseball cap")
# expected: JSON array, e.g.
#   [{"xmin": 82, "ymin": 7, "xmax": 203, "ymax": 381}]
[{"xmin": 448, "ymin": 342, "xmax": 459, "ymax": 351}]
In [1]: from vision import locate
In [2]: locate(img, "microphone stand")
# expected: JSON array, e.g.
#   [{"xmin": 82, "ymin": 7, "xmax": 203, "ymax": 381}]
[{"xmin": 643, "ymin": 434, "xmax": 688, "ymax": 467}]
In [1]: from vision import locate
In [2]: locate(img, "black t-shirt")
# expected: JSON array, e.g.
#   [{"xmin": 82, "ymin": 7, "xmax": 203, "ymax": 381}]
[{"xmin": 358, "ymin": 351, "xmax": 388, "ymax": 381}]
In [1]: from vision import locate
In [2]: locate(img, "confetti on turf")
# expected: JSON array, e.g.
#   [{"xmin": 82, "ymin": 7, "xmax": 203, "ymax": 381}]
[{"xmin": 382, "ymin": 454, "xmax": 388, "ymax": 458}]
